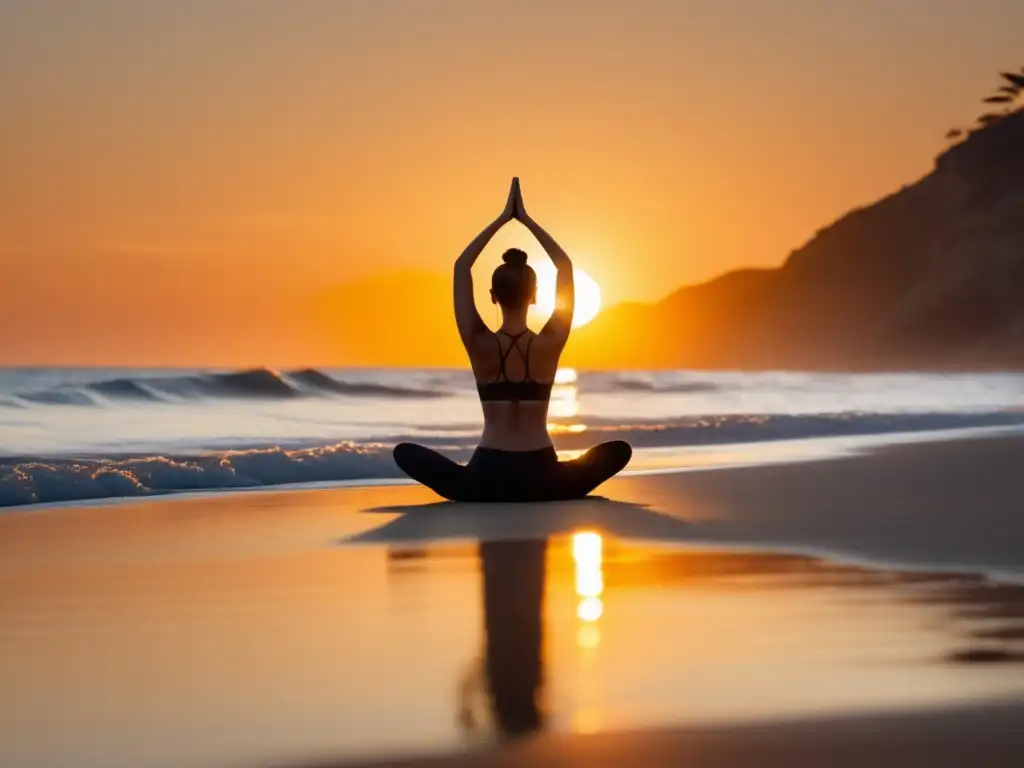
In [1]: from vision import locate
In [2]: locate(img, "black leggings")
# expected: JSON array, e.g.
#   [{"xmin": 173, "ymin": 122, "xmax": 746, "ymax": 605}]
[{"xmin": 393, "ymin": 441, "xmax": 632, "ymax": 503}]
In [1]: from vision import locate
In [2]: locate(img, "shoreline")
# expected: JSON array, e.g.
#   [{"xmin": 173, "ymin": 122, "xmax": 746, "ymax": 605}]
[
  {"xmin": 2, "ymin": 429, "xmax": 1023, "ymax": 581},
  {"xmin": 4, "ymin": 422, "xmax": 1023, "ymax": 516},
  {"xmin": 2, "ymin": 440, "xmax": 1022, "ymax": 768},
  {"xmin": 332, "ymin": 430, "xmax": 1024, "ymax": 579}
]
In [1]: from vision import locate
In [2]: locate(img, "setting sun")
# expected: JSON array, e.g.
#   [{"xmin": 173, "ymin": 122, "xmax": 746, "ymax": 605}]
[{"xmin": 532, "ymin": 262, "xmax": 602, "ymax": 328}]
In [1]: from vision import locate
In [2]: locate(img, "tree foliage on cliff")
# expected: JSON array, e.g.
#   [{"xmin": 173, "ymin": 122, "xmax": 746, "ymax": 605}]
[{"xmin": 947, "ymin": 67, "xmax": 1024, "ymax": 140}]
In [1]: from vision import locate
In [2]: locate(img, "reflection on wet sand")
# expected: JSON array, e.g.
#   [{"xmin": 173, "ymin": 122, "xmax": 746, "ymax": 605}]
[
  {"xmin": 555, "ymin": 545, "xmax": 1024, "ymax": 666},
  {"xmin": 398, "ymin": 537, "xmax": 1024, "ymax": 723},
  {"xmin": 458, "ymin": 540, "xmax": 548, "ymax": 741},
  {"xmin": 444, "ymin": 532, "xmax": 1024, "ymax": 750},
  {"xmin": 898, "ymin": 577, "xmax": 1024, "ymax": 663},
  {"xmin": 4, "ymin": 482, "xmax": 1023, "ymax": 768},
  {"xmin": 480, "ymin": 540, "xmax": 547, "ymax": 738},
  {"xmin": 573, "ymin": 531, "xmax": 604, "ymax": 626},
  {"xmin": 457, "ymin": 533, "xmax": 608, "ymax": 743},
  {"xmin": 311, "ymin": 537, "xmax": 1024, "ymax": 768}
]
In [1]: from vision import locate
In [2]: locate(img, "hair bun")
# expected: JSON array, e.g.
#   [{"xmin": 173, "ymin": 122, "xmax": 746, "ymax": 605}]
[{"xmin": 502, "ymin": 248, "xmax": 528, "ymax": 267}]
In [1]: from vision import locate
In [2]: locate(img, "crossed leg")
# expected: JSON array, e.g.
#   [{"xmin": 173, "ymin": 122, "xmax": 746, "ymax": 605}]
[
  {"xmin": 392, "ymin": 442, "xmax": 467, "ymax": 501},
  {"xmin": 393, "ymin": 440, "xmax": 632, "ymax": 502},
  {"xmin": 554, "ymin": 440, "xmax": 633, "ymax": 499}
]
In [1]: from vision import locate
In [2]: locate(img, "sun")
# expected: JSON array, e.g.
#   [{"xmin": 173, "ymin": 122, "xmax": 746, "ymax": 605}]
[{"xmin": 531, "ymin": 262, "xmax": 602, "ymax": 328}]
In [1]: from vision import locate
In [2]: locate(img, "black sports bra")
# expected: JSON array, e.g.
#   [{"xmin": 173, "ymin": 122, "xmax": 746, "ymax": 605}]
[{"xmin": 476, "ymin": 330, "xmax": 554, "ymax": 402}]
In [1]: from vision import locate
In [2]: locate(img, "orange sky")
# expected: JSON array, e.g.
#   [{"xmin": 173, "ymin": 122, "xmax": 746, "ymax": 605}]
[{"xmin": 2, "ymin": 0, "xmax": 1022, "ymax": 365}]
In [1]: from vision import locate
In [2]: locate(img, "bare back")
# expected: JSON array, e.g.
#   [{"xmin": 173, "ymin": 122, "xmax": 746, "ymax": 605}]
[
  {"xmin": 451, "ymin": 179, "xmax": 575, "ymax": 450},
  {"xmin": 468, "ymin": 329, "xmax": 565, "ymax": 451}
]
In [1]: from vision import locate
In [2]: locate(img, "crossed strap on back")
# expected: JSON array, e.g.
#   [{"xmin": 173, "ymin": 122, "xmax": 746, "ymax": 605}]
[{"xmin": 491, "ymin": 330, "xmax": 535, "ymax": 384}]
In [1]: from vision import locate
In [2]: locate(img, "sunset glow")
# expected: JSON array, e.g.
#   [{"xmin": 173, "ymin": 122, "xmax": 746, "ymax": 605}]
[
  {"xmin": 1, "ymin": 3, "xmax": 1019, "ymax": 366},
  {"xmin": 532, "ymin": 262, "xmax": 602, "ymax": 328}
]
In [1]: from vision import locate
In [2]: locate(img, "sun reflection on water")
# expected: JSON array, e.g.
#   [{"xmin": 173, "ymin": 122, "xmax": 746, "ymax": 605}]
[
  {"xmin": 554, "ymin": 367, "xmax": 578, "ymax": 386},
  {"xmin": 573, "ymin": 532, "xmax": 604, "ymax": 625},
  {"xmin": 571, "ymin": 531, "xmax": 604, "ymax": 731},
  {"xmin": 548, "ymin": 367, "xmax": 587, "ymax": 436}
]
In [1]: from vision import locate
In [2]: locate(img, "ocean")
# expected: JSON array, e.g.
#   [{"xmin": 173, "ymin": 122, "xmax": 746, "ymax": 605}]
[{"xmin": 3, "ymin": 366, "xmax": 1024, "ymax": 508}]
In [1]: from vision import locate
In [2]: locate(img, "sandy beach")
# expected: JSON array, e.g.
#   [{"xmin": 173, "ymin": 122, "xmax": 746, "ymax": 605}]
[
  {"xmin": 349, "ymin": 431, "xmax": 1024, "ymax": 575},
  {"xmin": 298, "ymin": 701, "xmax": 1024, "ymax": 768},
  {"xmin": 7, "ymin": 4, "xmax": 1024, "ymax": 766},
  {"xmin": 1, "ymin": 432, "xmax": 1023, "ymax": 768}
]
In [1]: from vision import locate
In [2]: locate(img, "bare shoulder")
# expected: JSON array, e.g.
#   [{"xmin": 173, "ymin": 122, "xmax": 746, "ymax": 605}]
[
  {"xmin": 535, "ymin": 322, "xmax": 570, "ymax": 351},
  {"xmin": 464, "ymin": 329, "xmax": 499, "ymax": 375},
  {"xmin": 527, "ymin": 328, "xmax": 566, "ymax": 381}
]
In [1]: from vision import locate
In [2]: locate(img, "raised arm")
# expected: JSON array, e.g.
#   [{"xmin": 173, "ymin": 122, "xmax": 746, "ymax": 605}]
[
  {"xmin": 453, "ymin": 179, "xmax": 519, "ymax": 348},
  {"xmin": 516, "ymin": 192, "xmax": 574, "ymax": 342}
]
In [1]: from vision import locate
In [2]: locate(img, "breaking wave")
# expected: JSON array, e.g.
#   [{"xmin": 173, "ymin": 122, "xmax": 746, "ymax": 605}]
[
  {"xmin": 288, "ymin": 369, "xmax": 447, "ymax": 398},
  {"xmin": 11, "ymin": 368, "xmax": 451, "ymax": 405},
  {"xmin": 4, "ymin": 410, "xmax": 1023, "ymax": 508},
  {"xmin": 0, "ymin": 442, "xmax": 414, "ymax": 508},
  {"xmin": 610, "ymin": 377, "xmax": 721, "ymax": 394}
]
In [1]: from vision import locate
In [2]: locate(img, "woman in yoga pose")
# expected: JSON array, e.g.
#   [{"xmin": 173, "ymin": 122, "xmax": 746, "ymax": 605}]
[{"xmin": 393, "ymin": 178, "xmax": 631, "ymax": 502}]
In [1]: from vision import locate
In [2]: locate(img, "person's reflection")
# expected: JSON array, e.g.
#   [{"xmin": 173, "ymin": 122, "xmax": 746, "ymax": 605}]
[{"xmin": 475, "ymin": 538, "xmax": 548, "ymax": 739}]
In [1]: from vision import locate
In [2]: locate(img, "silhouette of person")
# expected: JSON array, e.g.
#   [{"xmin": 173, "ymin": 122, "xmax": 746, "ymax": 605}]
[
  {"xmin": 461, "ymin": 538, "xmax": 548, "ymax": 739},
  {"xmin": 393, "ymin": 178, "xmax": 631, "ymax": 502}
]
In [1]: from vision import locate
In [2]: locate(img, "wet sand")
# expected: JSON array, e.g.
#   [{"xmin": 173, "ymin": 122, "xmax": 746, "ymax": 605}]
[
  {"xmin": 615, "ymin": 431, "xmax": 1024, "ymax": 575},
  {"xmin": 0, "ymin": 432, "xmax": 1022, "ymax": 767},
  {"xmin": 295, "ymin": 701, "xmax": 1024, "ymax": 768},
  {"xmin": 346, "ymin": 431, "xmax": 1024, "ymax": 576}
]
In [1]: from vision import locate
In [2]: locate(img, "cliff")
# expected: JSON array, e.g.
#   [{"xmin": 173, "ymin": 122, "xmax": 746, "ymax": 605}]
[{"xmin": 567, "ymin": 108, "xmax": 1024, "ymax": 371}]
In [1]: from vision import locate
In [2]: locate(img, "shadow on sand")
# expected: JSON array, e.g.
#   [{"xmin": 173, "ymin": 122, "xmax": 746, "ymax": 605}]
[{"xmin": 338, "ymin": 496, "xmax": 693, "ymax": 546}]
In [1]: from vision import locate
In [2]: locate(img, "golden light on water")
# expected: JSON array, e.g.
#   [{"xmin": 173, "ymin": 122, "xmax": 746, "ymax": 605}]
[
  {"xmin": 572, "ymin": 529, "xmax": 605, "ymax": 732},
  {"xmin": 576, "ymin": 623, "xmax": 601, "ymax": 650},
  {"xmin": 577, "ymin": 597, "xmax": 604, "ymax": 622},
  {"xmin": 571, "ymin": 706, "xmax": 602, "ymax": 734},
  {"xmin": 547, "ymin": 423, "xmax": 587, "ymax": 435},
  {"xmin": 548, "ymin": 367, "xmax": 586, "ymax": 436},
  {"xmin": 554, "ymin": 367, "xmax": 578, "ymax": 385},
  {"xmin": 573, "ymin": 532, "xmax": 604, "ymax": 624},
  {"xmin": 573, "ymin": 532, "xmax": 603, "ymax": 582},
  {"xmin": 556, "ymin": 448, "xmax": 587, "ymax": 461},
  {"xmin": 532, "ymin": 262, "xmax": 601, "ymax": 328}
]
